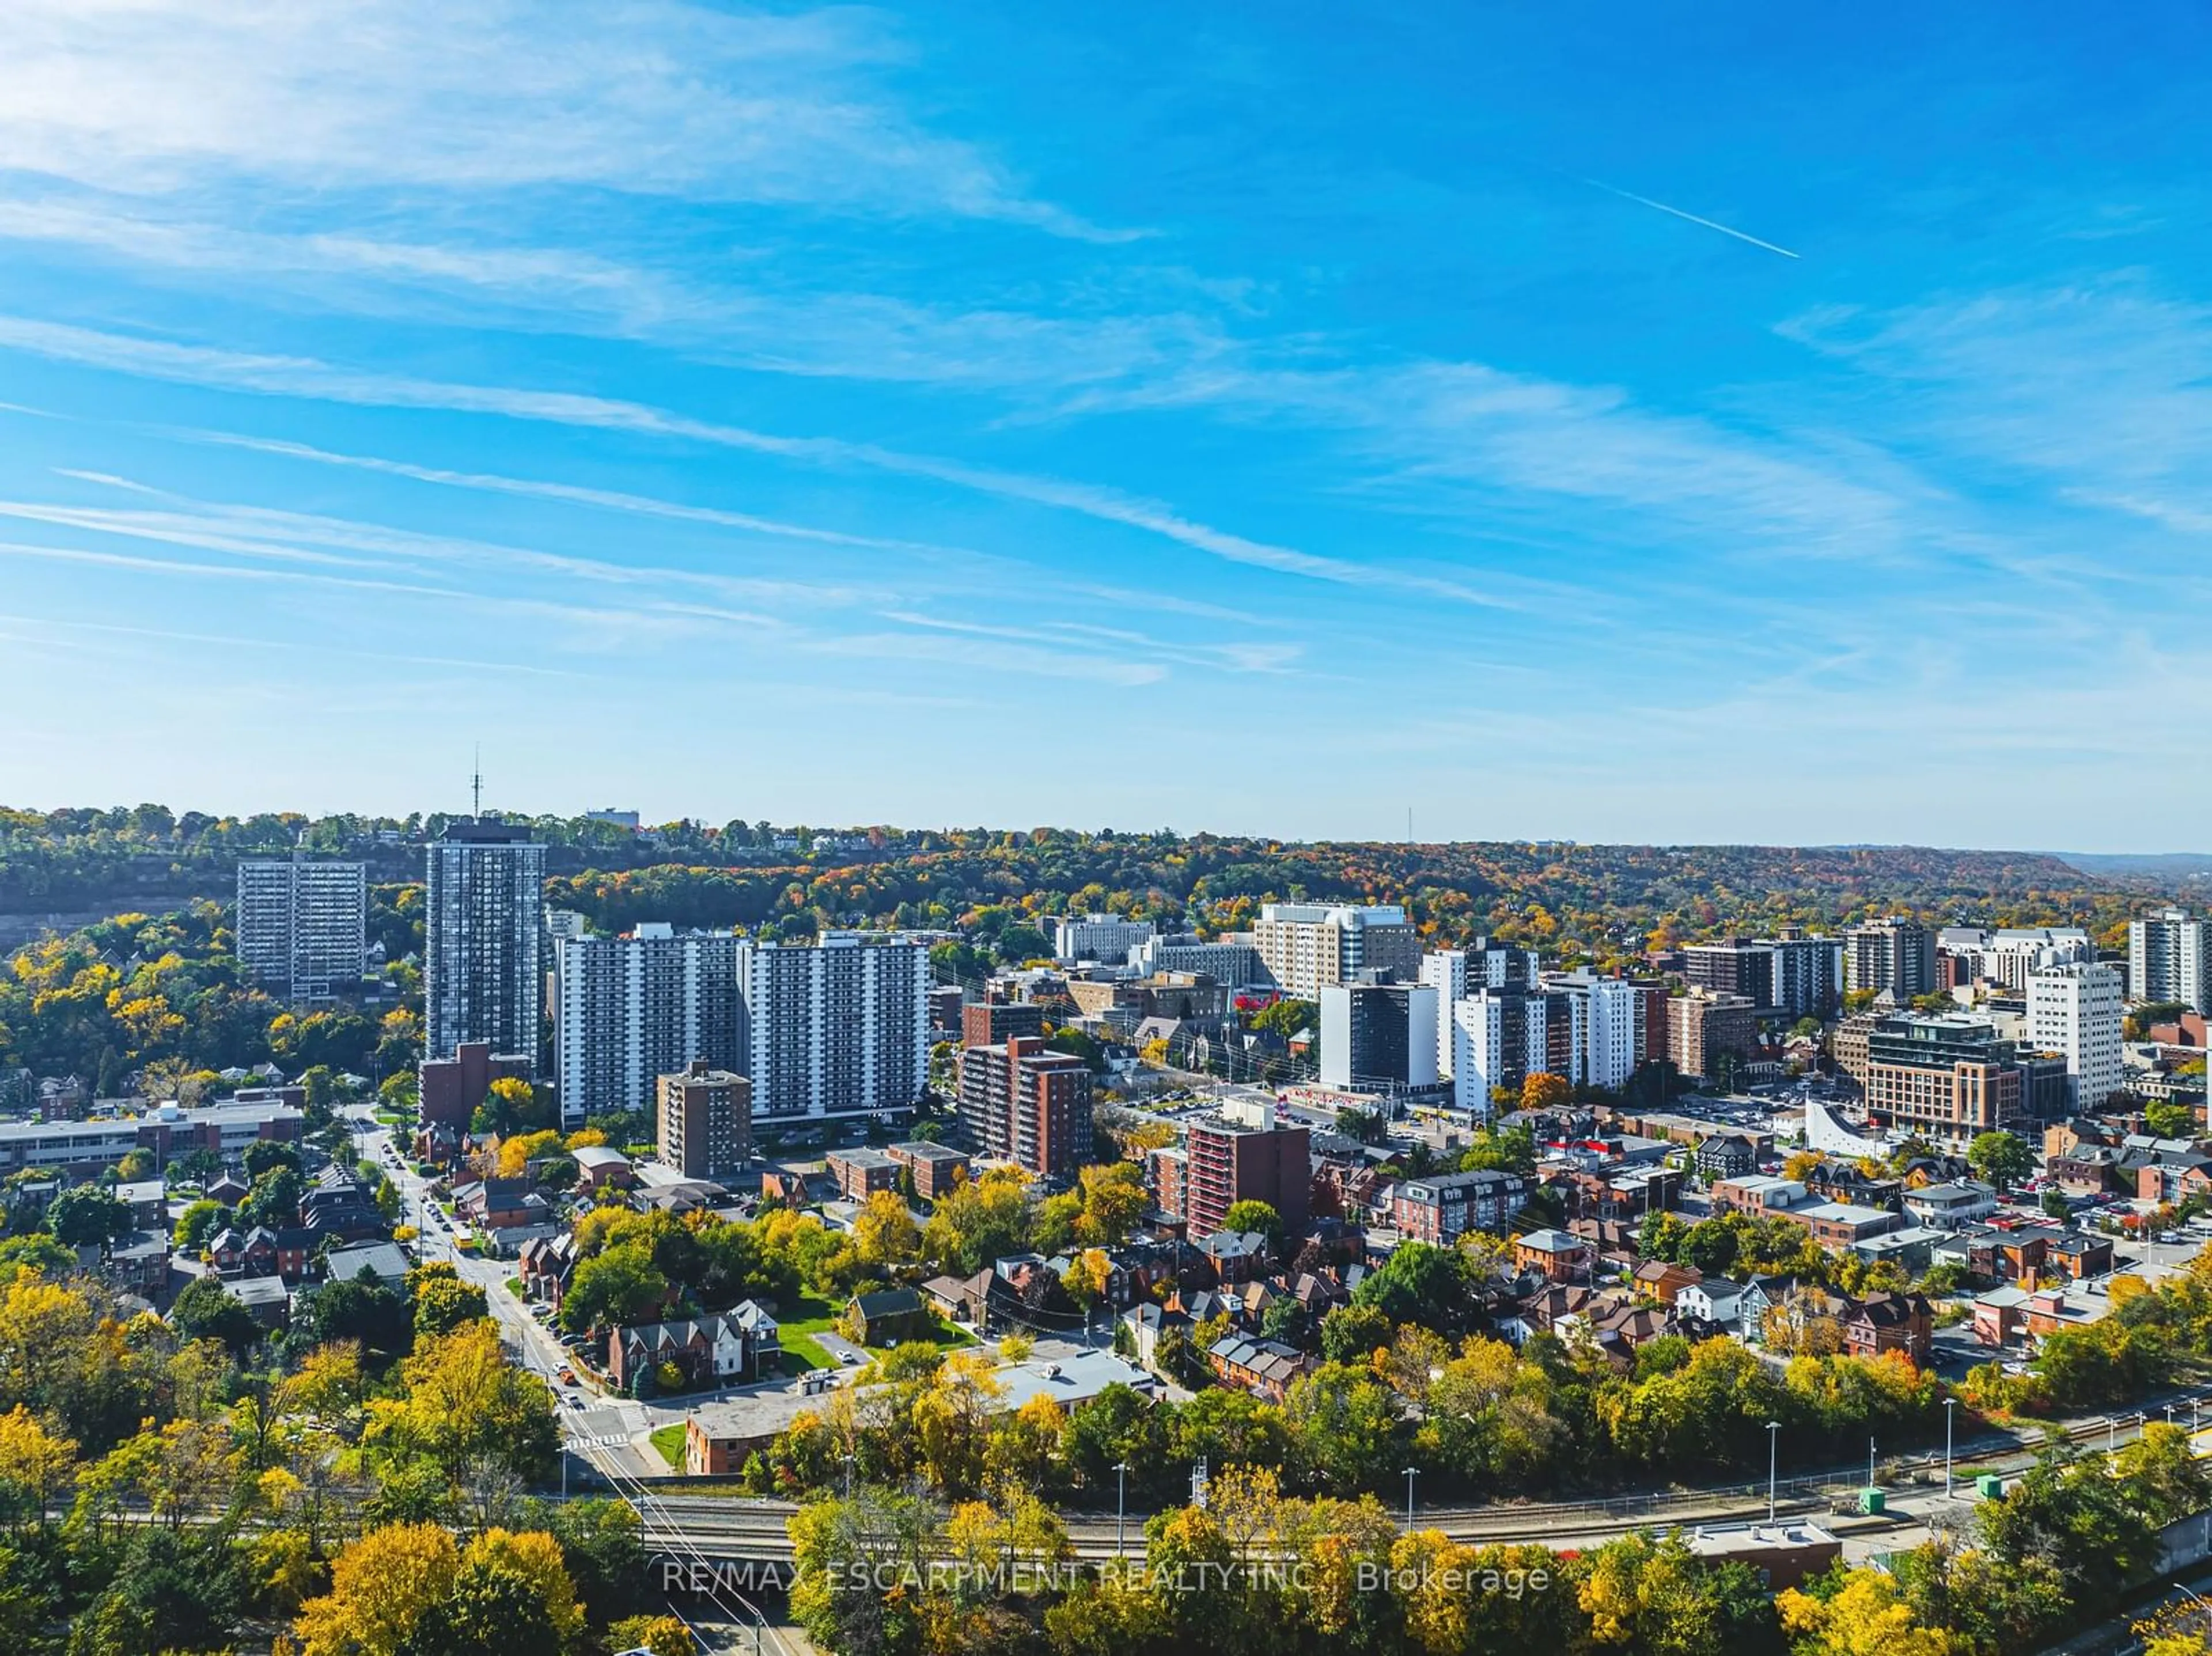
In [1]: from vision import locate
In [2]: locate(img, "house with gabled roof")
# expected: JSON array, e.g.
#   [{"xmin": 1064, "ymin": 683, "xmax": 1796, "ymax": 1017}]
[{"xmin": 608, "ymin": 1302, "xmax": 779, "ymax": 1396}]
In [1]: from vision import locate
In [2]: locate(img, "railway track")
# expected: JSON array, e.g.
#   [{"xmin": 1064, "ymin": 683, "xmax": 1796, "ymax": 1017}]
[{"xmin": 624, "ymin": 1388, "xmax": 2212, "ymax": 1563}]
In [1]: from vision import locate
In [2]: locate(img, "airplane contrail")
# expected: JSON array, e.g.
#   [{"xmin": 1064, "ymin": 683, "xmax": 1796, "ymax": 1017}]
[{"xmin": 1582, "ymin": 177, "xmax": 1801, "ymax": 259}]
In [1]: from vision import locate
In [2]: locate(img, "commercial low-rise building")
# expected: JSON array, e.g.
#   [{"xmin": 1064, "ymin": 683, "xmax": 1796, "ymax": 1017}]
[{"xmin": 886, "ymin": 1140, "xmax": 971, "ymax": 1202}]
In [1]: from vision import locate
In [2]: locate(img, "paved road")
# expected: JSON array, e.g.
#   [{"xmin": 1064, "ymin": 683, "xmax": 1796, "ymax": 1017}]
[{"xmin": 345, "ymin": 1105, "xmax": 666, "ymax": 1480}]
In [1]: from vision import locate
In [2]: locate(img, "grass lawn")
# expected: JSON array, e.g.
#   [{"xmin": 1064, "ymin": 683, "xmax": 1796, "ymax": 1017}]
[
  {"xmin": 772, "ymin": 1292, "xmax": 974, "ymax": 1373},
  {"xmin": 649, "ymin": 1424, "xmax": 685, "ymax": 1471},
  {"xmin": 774, "ymin": 1291, "xmax": 846, "ymax": 1374},
  {"xmin": 780, "ymin": 1334, "xmax": 838, "ymax": 1373}
]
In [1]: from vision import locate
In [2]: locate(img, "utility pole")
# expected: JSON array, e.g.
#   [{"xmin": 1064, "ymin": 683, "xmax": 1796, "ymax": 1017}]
[
  {"xmin": 1115, "ymin": 1461, "xmax": 1129, "ymax": 1558},
  {"xmin": 1944, "ymin": 1398, "xmax": 1956, "ymax": 1499},
  {"xmin": 1766, "ymin": 1420, "xmax": 1781, "ymax": 1524}
]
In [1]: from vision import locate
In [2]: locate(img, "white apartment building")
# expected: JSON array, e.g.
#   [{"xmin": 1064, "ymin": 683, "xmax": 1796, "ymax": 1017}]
[
  {"xmin": 2130, "ymin": 909, "xmax": 2210, "ymax": 1012},
  {"xmin": 736, "ymin": 933, "xmax": 930, "ymax": 1120},
  {"xmin": 1452, "ymin": 991, "xmax": 1551, "ymax": 1119},
  {"xmin": 1255, "ymin": 903, "xmax": 1420, "ymax": 999},
  {"xmin": 234, "ymin": 857, "xmax": 366, "ymax": 1002},
  {"xmin": 1545, "ymin": 971, "xmax": 1638, "ymax": 1090},
  {"xmin": 1053, "ymin": 913, "xmax": 1156, "ymax": 964},
  {"xmin": 1419, "ymin": 943, "xmax": 1537, "ymax": 1078},
  {"xmin": 2028, "ymin": 961, "xmax": 2123, "ymax": 1111},
  {"xmin": 1131, "ymin": 934, "xmax": 1270, "ymax": 988},
  {"xmin": 554, "ymin": 924, "xmax": 743, "ymax": 1126},
  {"xmin": 1973, "ymin": 928, "xmax": 2094, "ymax": 991}
]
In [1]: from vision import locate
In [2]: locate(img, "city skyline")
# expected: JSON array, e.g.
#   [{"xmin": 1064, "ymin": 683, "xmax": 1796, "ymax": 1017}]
[{"xmin": 3, "ymin": 4, "xmax": 2210, "ymax": 847}]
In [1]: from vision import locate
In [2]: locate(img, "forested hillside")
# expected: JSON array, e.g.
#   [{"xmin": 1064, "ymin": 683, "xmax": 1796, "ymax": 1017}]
[{"xmin": 0, "ymin": 807, "xmax": 2157, "ymax": 962}]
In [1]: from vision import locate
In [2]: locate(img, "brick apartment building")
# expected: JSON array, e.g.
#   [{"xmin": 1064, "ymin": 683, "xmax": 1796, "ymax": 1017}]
[{"xmin": 958, "ymin": 1036, "xmax": 1094, "ymax": 1177}]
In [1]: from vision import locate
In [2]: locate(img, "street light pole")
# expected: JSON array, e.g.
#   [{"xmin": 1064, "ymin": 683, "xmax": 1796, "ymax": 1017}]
[
  {"xmin": 1944, "ymin": 1398, "xmax": 1957, "ymax": 1499},
  {"xmin": 1766, "ymin": 1421, "xmax": 1781, "ymax": 1524},
  {"xmin": 1868, "ymin": 1437, "xmax": 1876, "ymax": 1492},
  {"xmin": 1115, "ymin": 1461, "xmax": 1129, "ymax": 1559},
  {"xmin": 1403, "ymin": 1466, "xmax": 1418, "ymax": 1533}
]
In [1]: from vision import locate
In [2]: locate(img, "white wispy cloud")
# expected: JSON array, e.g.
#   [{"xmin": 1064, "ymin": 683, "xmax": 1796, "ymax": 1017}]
[
  {"xmin": 0, "ymin": 0, "xmax": 1131, "ymax": 240},
  {"xmin": 0, "ymin": 486, "xmax": 873, "ymax": 611},
  {"xmin": 0, "ymin": 316, "xmax": 1510, "ymax": 608},
  {"xmin": 0, "ymin": 195, "xmax": 1221, "ymax": 388},
  {"xmin": 1780, "ymin": 278, "xmax": 2212, "ymax": 546}
]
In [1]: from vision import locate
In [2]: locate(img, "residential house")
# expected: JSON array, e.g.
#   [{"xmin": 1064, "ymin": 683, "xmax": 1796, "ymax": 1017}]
[
  {"xmin": 1513, "ymin": 1229, "xmax": 1592, "ymax": 1283},
  {"xmin": 103, "ymin": 1230, "xmax": 170, "ymax": 1294},
  {"xmin": 607, "ymin": 1303, "xmax": 781, "ymax": 1396},
  {"xmin": 1802, "ymin": 1159, "xmax": 1904, "ymax": 1211},
  {"xmin": 1737, "ymin": 1275, "xmax": 1804, "ymax": 1344},
  {"xmin": 845, "ymin": 1287, "xmax": 931, "ymax": 1347},
  {"xmin": 1675, "ymin": 1278, "xmax": 1744, "ymax": 1327},
  {"xmin": 1196, "ymin": 1230, "xmax": 1271, "ymax": 1286},
  {"xmin": 518, "ymin": 1234, "xmax": 579, "ymax": 1303},
  {"xmin": 113, "ymin": 1179, "xmax": 167, "ymax": 1229},
  {"xmin": 1570, "ymin": 1217, "xmax": 1641, "ymax": 1273},
  {"xmin": 1205, "ymin": 1332, "xmax": 1312, "ymax": 1403},
  {"xmin": 1694, "ymin": 1134, "xmax": 1758, "ymax": 1182},
  {"xmin": 569, "ymin": 1146, "xmax": 634, "ymax": 1193},
  {"xmin": 205, "ymin": 1172, "xmax": 249, "ymax": 1206},
  {"xmin": 1631, "ymin": 1259, "xmax": 1702, "ymax": 1306},
  {"xmin": 453, "ymin": 1178, "xmax": 537, "ymax": 1229},
  {"xmin": 2046, "ymin": 1232, "xmax": 2115, "ymax": 1281},
  {"xmin": 1390, "ymin": 1169, "xmax": 1528, "ymax": 1244},
  {"xmin": 1840, "ymin": 1291, "xmax": 1933, "ymax": 1365},
  {"xmin": 1847, "ymin": 1226, "xmax": 1950, "ymax": 1275},
  {"xmin": 923, "ymin": 1269, "xmax": 1006, "ymax": 1331},
  {"xmin": 1972, "ymin": 1286, "xmax": 2028, "ymax": 1347},
  {"xmin": 1903, "ymin": 1181, "xmax": 2000, "ymax": 1230},
  {"xmin": 325, "ymin": 1240, "xmax": 412, "ymax": 1286},
  {"xmin": 221, "ymin": 1274, "xmax": 291, "ymax": 1331}
]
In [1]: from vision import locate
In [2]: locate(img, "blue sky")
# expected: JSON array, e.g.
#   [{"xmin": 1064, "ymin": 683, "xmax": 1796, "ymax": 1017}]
[{"xmin": 1, "ymin": 2, "xmax": 2207, "ymax": 848}]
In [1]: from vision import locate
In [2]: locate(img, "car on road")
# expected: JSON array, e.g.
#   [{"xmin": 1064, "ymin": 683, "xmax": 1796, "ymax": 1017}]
[
  {"xmin": 557, "ymin": 1368, "xmax": 576, "ymax": 1385},
  {"xmin": 838, "ymin": 1349, "xmax": 862, "ymax": 1366}
]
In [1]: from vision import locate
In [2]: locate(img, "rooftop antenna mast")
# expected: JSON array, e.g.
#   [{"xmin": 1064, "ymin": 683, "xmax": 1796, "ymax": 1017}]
[{"xmin": 472, "ymin": 745, "xmax": 483, "ymax": 818}]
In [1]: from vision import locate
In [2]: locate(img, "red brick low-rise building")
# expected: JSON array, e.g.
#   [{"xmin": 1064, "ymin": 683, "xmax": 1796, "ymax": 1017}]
[{"xmin": 1390, "ymin": 1169, "xmax": 1525, "ymax": 1244}]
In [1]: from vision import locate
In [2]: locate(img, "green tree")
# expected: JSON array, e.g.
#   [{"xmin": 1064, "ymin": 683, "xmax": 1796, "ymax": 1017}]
[
  {"xmin": 1966, "ymin": 1131, "xmax": 2031, "ymax": 1191},
  {"xmin": 169, "ymin": 1275, "xmax": 262, "ymax": 1358},
  {"xmin": 2145, "ymin": 1100, "xmax": 2198, "ymax": 1140},
  {"xmin": 1353, "ymin": 1241, "xmax": 1468, "ymax": 1332},
  {"xmin": 46, "ymin": 1185, "xmax": 131, "ymax": 1250},
  {"xmin": 238, "ymin": 1165, "xmax": 304, "ymax": 1229},
  {"xmin": 1221, "ymin": 1199, "xmax": 1282, "ymax": 1254},
  {"xmin": 1317, "ymin": 1302, "xmax": 1394, "ymax": 1366},
  {"xmin": 172, "ymin": 1199, "xmax": 229, "ymax": 1252}
]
